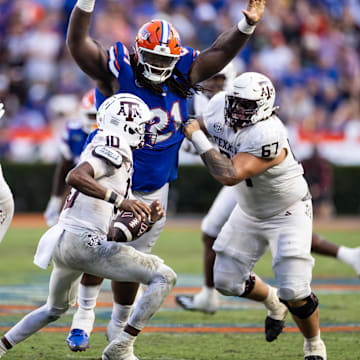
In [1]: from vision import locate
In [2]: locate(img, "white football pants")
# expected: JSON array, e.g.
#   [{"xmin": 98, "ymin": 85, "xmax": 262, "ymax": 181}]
[
  {"xmin": 213, "ymin": 199, "xmax": 314, "ymax": 301},
  {"xmin": 4, "ymin": 228, "xmax": 176, "ymax": 346}
]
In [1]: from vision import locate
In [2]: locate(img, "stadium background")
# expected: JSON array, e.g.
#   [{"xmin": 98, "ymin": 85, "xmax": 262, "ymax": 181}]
[{"xmin": 0, "ymin": 0, "xmax": 360, "ymax": 215}]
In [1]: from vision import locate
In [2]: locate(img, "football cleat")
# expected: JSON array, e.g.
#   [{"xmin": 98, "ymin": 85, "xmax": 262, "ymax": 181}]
[
  {"xmin": 304, "ymin": 338, "xmax": 326, "ymax": 360},
  {"xmin": 102, "ymin": 339, "xmax": 138, "ymax": 360},
  {"xmin": 265, "ymin": 316, "xmax": 286, "ymax": 342},
  {"xmin": 175, "ymin": 288, "xmax": 220, "ymax": 314},
  {"xmin": 66, "ymin": 329, "xmax": 89, "ymax": 352}
]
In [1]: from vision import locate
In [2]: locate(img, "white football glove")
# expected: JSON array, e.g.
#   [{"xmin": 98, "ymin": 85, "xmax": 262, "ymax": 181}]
[
  {"xmin": 44, "ymin": 196, "xmax": 63, "ymax": 227},
  {"xmin": 0, "ymin": 103, "xmax": 5, "ymax": 120}
]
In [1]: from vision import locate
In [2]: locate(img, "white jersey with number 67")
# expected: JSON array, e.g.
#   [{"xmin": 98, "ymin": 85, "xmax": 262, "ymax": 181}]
[{"xmin": 203, "ymin": 91, "xmax": 308, "ymax": 219}]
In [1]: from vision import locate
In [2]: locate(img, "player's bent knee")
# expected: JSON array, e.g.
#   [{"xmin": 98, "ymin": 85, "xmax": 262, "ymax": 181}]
[
  {"xmin": 157, "ymin": 264, "xmax": 177, "ymax": 287},
  {"xmin": 214, "ymin": 273, "xmax": 246, "ymax": 297},
  {"xmin": 280, "ymin": 292, "xmax": 319, "ymax": 319},
  {"xmin": 46, "ymin": 305, "xmax": 68, "ymax": 321}
]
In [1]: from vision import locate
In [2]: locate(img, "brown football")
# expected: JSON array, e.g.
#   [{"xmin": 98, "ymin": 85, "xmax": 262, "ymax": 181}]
[{"xmin": 109, "ymin": 210, "xmax": 151, "ymax": 242}]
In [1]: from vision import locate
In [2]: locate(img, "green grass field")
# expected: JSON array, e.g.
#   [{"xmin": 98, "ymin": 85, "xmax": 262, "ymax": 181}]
[{"xmin": 0, "ymin": 222, "xmax": 359, "ymax": 359}]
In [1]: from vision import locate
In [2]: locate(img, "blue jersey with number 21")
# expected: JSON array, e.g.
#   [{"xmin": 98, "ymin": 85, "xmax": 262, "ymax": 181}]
[{"xmin": 94, "ymin": 42, "xmax": 198, "ymax": 192}]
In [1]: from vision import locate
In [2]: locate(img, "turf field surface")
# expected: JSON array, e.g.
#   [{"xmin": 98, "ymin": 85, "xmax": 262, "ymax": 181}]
[{"xmin": 0, "ymin": 215, "xmax": 359, "ymax": 359}]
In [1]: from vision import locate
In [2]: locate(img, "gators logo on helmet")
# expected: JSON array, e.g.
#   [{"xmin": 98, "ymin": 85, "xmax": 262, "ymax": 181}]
[{"xmin": 135, "ymin": 19, "xmax": 181, "ymax": 83}]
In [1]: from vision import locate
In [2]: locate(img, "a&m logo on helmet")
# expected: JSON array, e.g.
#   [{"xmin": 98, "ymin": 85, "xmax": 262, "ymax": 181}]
[{"xmin": 117, "ymin": 101, "xmax": 142, "ymax": 122}]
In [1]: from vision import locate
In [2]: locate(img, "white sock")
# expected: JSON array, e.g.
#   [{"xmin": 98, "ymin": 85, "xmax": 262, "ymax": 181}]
[
  {"xmin": 198, "ymin": 286, "xmax": 217, "ymax": 298},
  {"xmin": 304, "ymin": 331, "xmax": 322, "ymax": 350},
  {"xmin": 337, "ymin": 246, "xmax": 355, "ymax": 265},
  {"xmin": 263, "ymin": 286, "xmax": 285, "ymax": 320},
  {"xmin": 111, "ymin": 303, "xmax": 132, "ymax": 328},
  {"xmin": 71, "ymin": 283, "xmax": 101, "ymax": 334}
]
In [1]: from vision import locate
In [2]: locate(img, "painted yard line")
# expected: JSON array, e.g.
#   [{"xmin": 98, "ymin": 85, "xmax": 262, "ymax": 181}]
[
  {"xmin": 10, "ymin": 214, "xmax": 360, "ymax": 230},
  {"xmin": 0, "ymin": 325, "xmax": 359, "ymax": 334}
]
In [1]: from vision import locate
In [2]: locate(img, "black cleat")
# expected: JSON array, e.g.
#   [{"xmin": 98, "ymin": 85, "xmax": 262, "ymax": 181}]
[
  {"xmin": 265, "ymin": 316, "xmax": 285, "ymax": 342},
  {"xmin": 304, "ymin": 357, "xmax": 324, "ymax": 360}
]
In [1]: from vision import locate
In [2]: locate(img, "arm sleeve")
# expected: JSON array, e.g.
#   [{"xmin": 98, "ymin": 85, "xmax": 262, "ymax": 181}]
[{"xmin": 241, "ymin": 122, "xmax": 287, "ymax": 159}]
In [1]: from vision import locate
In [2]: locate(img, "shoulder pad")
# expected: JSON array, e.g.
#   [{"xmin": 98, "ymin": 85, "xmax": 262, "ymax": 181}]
[{"xmin": 92, "ymin": 146, "xmax": 123, "ymax": 168}]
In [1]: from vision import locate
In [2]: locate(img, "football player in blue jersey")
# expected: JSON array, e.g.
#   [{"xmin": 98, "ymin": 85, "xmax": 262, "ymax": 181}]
[
  {"xmin": 44, "ymin": 90, "xmax": 97, "ymax": 227},
  {"xmin": 65, "ymin": 0, "xmax": 267, "ymax": 353}
]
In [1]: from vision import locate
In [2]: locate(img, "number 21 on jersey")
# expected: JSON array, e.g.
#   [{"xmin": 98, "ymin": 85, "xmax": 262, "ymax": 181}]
[{"xmin": 147, "ymin": 101, "xmax": 183, "ymax": 145}]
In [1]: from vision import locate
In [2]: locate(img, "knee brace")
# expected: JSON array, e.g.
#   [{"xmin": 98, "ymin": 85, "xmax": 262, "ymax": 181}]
[
  {"xmin": 240, "ymin": 274, "xmax": 256, "ymax": 297},
  {"xmin": 280, "ymin": 292, "xmax": 319, "ymax": 319}
]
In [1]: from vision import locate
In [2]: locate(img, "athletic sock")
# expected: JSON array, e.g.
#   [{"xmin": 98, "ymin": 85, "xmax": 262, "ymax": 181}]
[
  {"xmin": 111, "ymin": 303, "xmax": 132, "ymax": 328},
  {"xmin": 71, "ymin": 283, "xmax": 101, "ymax": 334},
  {"xmin": 263, "ymin": 286, "xmax": 286, "ymax": 320}
]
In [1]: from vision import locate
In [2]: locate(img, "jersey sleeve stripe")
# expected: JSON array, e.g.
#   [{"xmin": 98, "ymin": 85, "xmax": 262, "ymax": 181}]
[
  {"xmin": 108, "ymin": 45, "xmax": 120, "ymax": 78},
  {"xmin": 114, "ymin": 45, "xmax": 121, "ymax": 71}
]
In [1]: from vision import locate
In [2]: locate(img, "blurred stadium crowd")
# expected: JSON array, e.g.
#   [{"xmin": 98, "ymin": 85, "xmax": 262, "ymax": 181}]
[{"xmin": 0, "ymin": 0, "xmax": 359, "ymax": 162}]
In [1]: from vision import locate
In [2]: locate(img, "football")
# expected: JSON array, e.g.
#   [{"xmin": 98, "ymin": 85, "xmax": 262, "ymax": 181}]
[{"xmin": 109, "ymin": 210, "xmax": 151, "ymax": 242}]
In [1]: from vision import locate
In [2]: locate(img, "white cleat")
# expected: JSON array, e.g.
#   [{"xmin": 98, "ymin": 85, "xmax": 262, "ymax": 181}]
[
  {"xmin": 304, "ymin": 338, "xmax": 327, "ymax": 360},
  {"xmin": 337, "ymin": 246, "xmax": 360, "ymax": 277},
  {"xmin": 102, "ymin": 339, "xmax": 139, "ymax": 360},
  {"xmin": 176, "ymin": 286, "xmax": 220, "ymax": 314}
]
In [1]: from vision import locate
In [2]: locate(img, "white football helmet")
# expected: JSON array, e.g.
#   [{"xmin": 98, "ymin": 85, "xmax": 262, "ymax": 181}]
[
  {"xmin": 225, "ymin": 72, "xmax": 277, "ymax": 128},
  {"xmin": 97, "ymin": 93, "xmax": 155, "ymax": 149}
]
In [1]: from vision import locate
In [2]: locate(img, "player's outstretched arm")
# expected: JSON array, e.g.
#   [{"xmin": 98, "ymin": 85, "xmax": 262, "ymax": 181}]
[
  {"xmin": 184, "ymin": 121, "xmax": 285, "ymax": 186},
  {"xmin": 67, "ymin": 1, "xmax": 112, "ymax": 84},
  {"xmin": 189, "ymin": 0, "xmax": 266, "ymax": 85}
]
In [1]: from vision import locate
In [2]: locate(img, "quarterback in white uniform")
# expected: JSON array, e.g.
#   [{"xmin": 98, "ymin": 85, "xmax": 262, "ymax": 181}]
[
  {"xmin": 0, "ymin": 94, "xmax": 176, "ymax": 360},
  {"xmin": 184, "ymin": 73, "xmax": 326, "ymax": 360},
  {"xmin": 0, "ymin": 103, "xmax": 14, "ymax": 245}
]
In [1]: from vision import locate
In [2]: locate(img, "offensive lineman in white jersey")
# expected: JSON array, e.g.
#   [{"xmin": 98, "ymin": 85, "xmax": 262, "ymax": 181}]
[
  {"xmin": 0, "ymin": 94, "xmax": 176, "ymax": 360},
  {"xmin": 0, "ymin": 103, "xmax": 14, "ymax": 245},
  {"xmin": 184, "ymin": 72, "xmax": 326, "ymax": 360}
]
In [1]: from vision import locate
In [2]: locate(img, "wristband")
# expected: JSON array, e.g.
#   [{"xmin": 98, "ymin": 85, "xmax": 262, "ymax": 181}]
[
  {"xmin": 191, "ymin": 130, "xmax": 213, "ymax": 155},
  {"xmin": 76, "ymin": 0, "xmax": 95, "ymax": 12},
  {"xmin": 237, "ymin": 17, "xmax": 256, "ymax": 35},
  {"xmin": 104, "ymin": 190, "xmax": 124, "ymax": 208}
]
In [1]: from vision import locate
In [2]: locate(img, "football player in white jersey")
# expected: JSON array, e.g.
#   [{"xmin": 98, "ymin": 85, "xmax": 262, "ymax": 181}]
[
  {"xmin": 0, "ymin": 103, "xmax": 14, "ymax": 245},
  {"xmin": 0, "ymin": 94, "xmax": 176, "ymax": 360},
  {"xmin": 44, "ymin": 89, "xmax": 97, "ymax": 227},
  {"xmin": 184, "ymin": 73, "xmax": 326, "ymax": 360}
]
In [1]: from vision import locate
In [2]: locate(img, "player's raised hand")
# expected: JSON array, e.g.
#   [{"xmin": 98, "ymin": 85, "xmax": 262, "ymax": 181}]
[
  {"xmin": 120, "ymin": 199, "xmax": 151, "ymax": 221},
  {"xmin": 150, "ymin": 200, "xmax": 165, "ymax": 223},
  {"xmin": 183, "ymin": 119, "xmax": 201, "ymax": 140},
  {"xmin": 242, "ymin": 0, "xmax": 266, "ymax": 25},
  {"xmin": 0, "ymin": 103, "xmax": 5, "ymax": 119}
]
